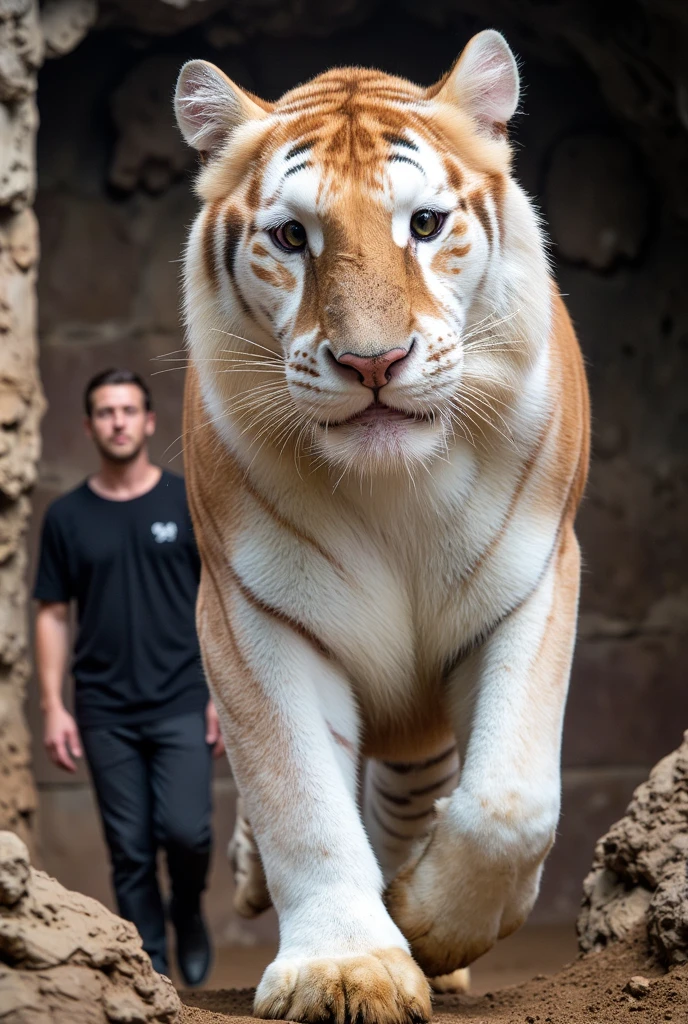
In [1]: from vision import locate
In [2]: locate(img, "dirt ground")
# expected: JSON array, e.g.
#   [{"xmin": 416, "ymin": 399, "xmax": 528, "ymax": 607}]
[
  {"xmin": 4, "ymin": 737, "xmax": 687, "ymax": 1023},
  {"xmin": 179, "ymin": 733, "xmax": 688, "ymax": 1022},
  {"xmin": 179, "ymin": 927, "xmax": 688, "ymax": 1024}
]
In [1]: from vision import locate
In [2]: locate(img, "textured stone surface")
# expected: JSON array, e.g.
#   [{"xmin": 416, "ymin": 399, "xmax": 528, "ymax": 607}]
[
  {"xmin": 0, "ymin": 0, "xmax": 43, "ymax": 857},
  {"xmin": 0, "ymin": 830, "xmax": 180, "ymax": 1022},
  {"xmin": 109, "ymin": 56, "xmax": 194, "ymax": 193},
  {"xmin": 0, "ymin": 831, "xmax": 30, "ymax": 907},
  {"xmin": 88, "ymin": 0, "xmax": 688, "ymax": 223},
  {"xmin": 545, "ymin": 134, "xmax": 650, "ymax": 270},
  {"xmin": 0, "ymin": 1, "xmax": 42, "ymax": 208},
  {"xmin": 0, "ymin": 1, "xmax": 42, "ymax": 105},
  {"xmin": 578, "ymin": 732, "xmax": 688, "ymax": 966},
  {"xmin": 97, "ymin": 0, "xmax": 368, "ymax": 38},
  {"xmin": 41, "ymin": 0, "xmax": 97, "ymax": 60},
  {"xmin": 624, "ymin": 975, "xmax": 651, "ymax": 998},
  {"xmin": 97, "ymin": 0, "xmax": 228, "ymax": 36},
  {"xmin": 536, "ymin": 767, "xmax": 647, "ymax": 924}
]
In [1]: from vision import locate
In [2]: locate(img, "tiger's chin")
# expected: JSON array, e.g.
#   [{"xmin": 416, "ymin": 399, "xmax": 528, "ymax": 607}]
[{"xmin": 315, "ymin": 410, "xmax": 444, "ymax": 476}]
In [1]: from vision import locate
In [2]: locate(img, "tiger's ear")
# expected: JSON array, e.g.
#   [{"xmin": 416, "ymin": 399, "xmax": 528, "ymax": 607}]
[
  {"xmin": 434, "ymin": 30, "xmax": 519, "ymax": 137},
  {"xmin": 174, "ymin": 59, "xmax": 269, "ymax": 156}
]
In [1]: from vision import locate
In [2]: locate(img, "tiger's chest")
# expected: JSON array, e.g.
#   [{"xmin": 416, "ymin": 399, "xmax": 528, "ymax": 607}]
[{"xmin": 230, "ymin": 471, "xmax": 556, "ymax": 704}]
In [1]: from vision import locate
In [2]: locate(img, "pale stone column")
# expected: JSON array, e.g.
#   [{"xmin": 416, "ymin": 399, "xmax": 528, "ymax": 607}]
[{"xmin": 0, "ymin": 0, "xmax": 45, "ymax": 854}]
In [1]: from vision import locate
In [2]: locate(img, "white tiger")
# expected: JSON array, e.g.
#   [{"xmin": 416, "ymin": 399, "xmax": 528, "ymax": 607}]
[{"xmin": 174, "ymin": 28, "xmax": 590, "ymax": 1024}]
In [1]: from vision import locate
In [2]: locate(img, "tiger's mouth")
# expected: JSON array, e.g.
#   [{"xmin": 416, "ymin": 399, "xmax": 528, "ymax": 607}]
[{"xmin": 324, "ymin": 402, "xmax": 433, "ymax": 429}]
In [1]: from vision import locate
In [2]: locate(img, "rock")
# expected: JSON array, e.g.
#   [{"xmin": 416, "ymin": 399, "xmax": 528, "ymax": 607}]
[
  {"xmin": 0, "ymin": 0, "xmax": 42, "ymax": 104},
  {"xmin": 108, "ymin": 56, "xmax": 194, "ymax": 194},
  {"xmin": 0, "ymin": 830, "xmax": 180, "ymax": 1023},
  {"xmin": 644, "ymin": 590, "xmax": 688, "ymax": 636},
  {"xmin": 578, "ymin": 732, "xmax": 688, "ymax": 967},
  {"xmin": 545, "ymin": 134, "xmax": 650, "ymax": 271},
  {"xmin": 0, "ymin": 389, "xmax": 26, "ymax": 428},
  {"xmin": 4, "ymin": 206, "xmax": 39, "ymax": 270},
  {"xmin": 648, "ymin": 867, "xmax": 688, "ymax": 967},
  {"xmin": 0, "ymin": 1, "xmax": 43, "ymax": 860},
  {"xmin": 0, "ymin": 693, "xmax": 37, "ymax": 853},
  {"xmin": 624, "ymin": 975, "xmax": 651, "ymax": 998},
  {"xmin": 0, "ymin": 831, "xmax": 29, "ymax": 906},
  {"xmin": 41, "ymin": 0, "xmax": 97, "ymax": 59},
  {"xmin": 0, "ymin": 93, "xmax": 38, "ymax": 212},
  {"xmin": 593, "ymin": 422, "xmax": 627, "ymax": 461},
  {"xmin": 99, "ymin": 0, "xmax": 367, "ymax": 36},
  {"xmin": 97, "ymin": 0, "xmax": 228, "ymax": 36}
]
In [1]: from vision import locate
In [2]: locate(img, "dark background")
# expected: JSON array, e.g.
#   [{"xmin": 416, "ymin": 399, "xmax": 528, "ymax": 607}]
[{"xmin": 29, "ymin": 0, "xmax": 688, "ymax": 947}]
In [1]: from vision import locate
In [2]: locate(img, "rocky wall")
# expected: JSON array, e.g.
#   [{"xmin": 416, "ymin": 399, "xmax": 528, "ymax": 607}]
[
  {"xmin": 9, "ymin": 0, "xmax": 688, "ymax": 937},
  {"xmin": 0, "ymin": 0, "xmax": 44, "ymax": 856}
]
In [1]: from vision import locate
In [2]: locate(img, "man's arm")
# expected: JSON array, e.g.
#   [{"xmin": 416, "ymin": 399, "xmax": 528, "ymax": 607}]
[{"xmin": 35, "ymin": 601, "xmax": 82, "ymax": 772}]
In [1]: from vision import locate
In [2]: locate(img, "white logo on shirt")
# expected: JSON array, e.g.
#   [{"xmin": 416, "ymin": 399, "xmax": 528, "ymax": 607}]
[{"xmin": 151, "ymin": 522, "xmax": 178, "ymax": 543}]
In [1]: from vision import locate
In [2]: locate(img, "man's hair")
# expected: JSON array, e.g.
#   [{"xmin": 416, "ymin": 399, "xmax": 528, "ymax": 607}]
[{"xmin": 84, "ymin": 369, "xmax": 153, "ymax": 417}]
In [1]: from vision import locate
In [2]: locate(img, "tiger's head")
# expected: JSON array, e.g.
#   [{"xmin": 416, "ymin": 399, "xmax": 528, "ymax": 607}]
[{"xmin": 175, "ymin": 31, "xmax": 551, "ymax": 477}]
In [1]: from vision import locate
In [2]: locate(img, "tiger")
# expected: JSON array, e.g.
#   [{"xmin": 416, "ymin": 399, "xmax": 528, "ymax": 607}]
[{"xmin": 173, "ymin": 28, "xmax": 589, "ymax": 1024}]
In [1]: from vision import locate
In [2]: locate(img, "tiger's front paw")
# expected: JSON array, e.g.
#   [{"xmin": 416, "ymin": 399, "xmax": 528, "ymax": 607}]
[
  {"xmin": 254, "ymin": 948, "xmax": 431, "ymax": 1024},
  {"xmin": 385, "ymin": 807, "xmax": 544, "ymax": 977}
]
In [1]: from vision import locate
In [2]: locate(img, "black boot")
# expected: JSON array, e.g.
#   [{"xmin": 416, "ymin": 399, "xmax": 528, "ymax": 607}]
[{"xmin": 170, "ymin": 896, "xmax": 212, "ymax": 987}]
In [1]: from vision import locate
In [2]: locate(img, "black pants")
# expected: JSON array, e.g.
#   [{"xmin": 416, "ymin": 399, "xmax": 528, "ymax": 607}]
[{"xmin": 81, "ymin": 711, "xmax": 213, "ymax": 975}]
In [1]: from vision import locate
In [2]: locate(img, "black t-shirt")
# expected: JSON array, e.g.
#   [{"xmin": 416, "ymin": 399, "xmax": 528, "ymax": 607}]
[{"xmin": 33, "ymin": 470, "xmax": 208, "ymax": 728}]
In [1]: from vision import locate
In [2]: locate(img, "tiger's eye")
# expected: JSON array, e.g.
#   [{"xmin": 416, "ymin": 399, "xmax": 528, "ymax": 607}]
[
  {"xmin": 272, "ymin": 220, "xmax": 307, "ymax": 252},
  {"xmin": 410, "ymin": 209, "xmax": 444, "ymax": 240}
]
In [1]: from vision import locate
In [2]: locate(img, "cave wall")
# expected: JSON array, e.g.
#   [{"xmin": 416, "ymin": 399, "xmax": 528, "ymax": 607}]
[
  {"xmin": 0, "ymin": 0, "xmax": 44, "ymax": 857},
  {"xmin": 21, "ymin": 0, "xmax": 688, "ymax": 939}
]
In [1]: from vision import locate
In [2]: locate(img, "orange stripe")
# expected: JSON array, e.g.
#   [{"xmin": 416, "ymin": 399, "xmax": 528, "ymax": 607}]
[
  {"xmin": 202, "ymin": 201, "xmax": 222, "ymax": 291},
  {"xmin": 328, "ymin": 724, "xmax": 356, "ymax": 757},
  {"xmin": 468, "ymin": 188, "xmax": 492, "ymax": 248},
  {"xmin": 487, "ymin": 173, "xmax": 506, "ymax": 241},
  {"xmin": 224, "ymin": 206, "xmax": 252, "ymax": 319},
  {"xmin": 461, "ymin": 406, "xmax": 557, "ymax": 582},
  {"xmin": 230, "ymin": 562, "xmax": 332, "ymax": 660},
  {"xmin": 242, "ymin": 477, "xmax": 345, "ymax": 575},
  {"xmin": 190, "ymin": 452, "xmax": 335, "ymax": 664}
]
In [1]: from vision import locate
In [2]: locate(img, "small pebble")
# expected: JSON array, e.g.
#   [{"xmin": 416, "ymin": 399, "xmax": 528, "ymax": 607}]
[{"xmin": 624, "ymin": 976, "xmax": 651, "ymax": 999}]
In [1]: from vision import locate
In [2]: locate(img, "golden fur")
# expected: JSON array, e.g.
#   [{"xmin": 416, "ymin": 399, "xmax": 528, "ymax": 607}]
[{"xmin": 175, "ymin": 29, "xmax": 590, "ymax": 1023}]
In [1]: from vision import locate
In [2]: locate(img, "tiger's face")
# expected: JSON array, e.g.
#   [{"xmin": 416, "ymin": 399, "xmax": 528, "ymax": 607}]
[{"xmin": 176, "ymin": 32, "xmax": 546, "ymax": 475}]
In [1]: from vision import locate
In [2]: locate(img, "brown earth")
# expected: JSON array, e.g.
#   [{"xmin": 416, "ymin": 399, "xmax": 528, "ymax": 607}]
[
  {"xmin": 3, "ymin": 733, "xmax": 688, "ymax": 1023},
  {"xmin": 179, "ymin": 731, "xmax": 688, "ymax": 1023},
  {"xmin": 179, "ymin": 931, "xmax": 688, "ymax": 1023}
]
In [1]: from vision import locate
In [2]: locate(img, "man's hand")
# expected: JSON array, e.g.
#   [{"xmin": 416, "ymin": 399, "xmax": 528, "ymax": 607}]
[
  {"xmin": 44, "ymin": 704, "xmax": 82, "ymax": 772},
  {"xmin": 205, "ymin": 700, "xmax": 225, "ymax": 759}
]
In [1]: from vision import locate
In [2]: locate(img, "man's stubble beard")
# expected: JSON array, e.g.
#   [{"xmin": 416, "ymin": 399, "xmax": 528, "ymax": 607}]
[{"xmin": 94, "ymin": 437, "xmax": 146, "ymax": 465}]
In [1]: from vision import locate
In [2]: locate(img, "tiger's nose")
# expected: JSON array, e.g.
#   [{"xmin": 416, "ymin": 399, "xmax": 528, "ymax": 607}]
[{"xmin": 334, "ymin": 347, "xmax": 410, "ymax": 389}]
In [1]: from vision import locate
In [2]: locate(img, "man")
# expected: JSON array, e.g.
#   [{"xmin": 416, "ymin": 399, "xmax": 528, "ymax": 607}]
[{"xmin": 34, "ymin": 367, "xmax": 222, "ymax": 986}]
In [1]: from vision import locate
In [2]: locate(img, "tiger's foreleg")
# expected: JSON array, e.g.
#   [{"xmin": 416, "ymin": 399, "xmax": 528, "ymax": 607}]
[
  {"xmin": 386, "ymin": 525, "xmax": 580, "ymax": 976},
  {"xmin": 364, "ymin": 751, "xmax": 470, "ymax": 994},
  {"xmin": 198, "ymin": 576, "xmax": 431, "ymax": 1024},
  {"xmin": 364, "ymin": 747, "xmax": 460, "ymax": 883}
]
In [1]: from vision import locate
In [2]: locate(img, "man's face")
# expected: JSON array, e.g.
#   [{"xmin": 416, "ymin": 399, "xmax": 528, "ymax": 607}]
[{"xmin": 85, "ymin": 384, "xmax": 155, "ymax": 463}]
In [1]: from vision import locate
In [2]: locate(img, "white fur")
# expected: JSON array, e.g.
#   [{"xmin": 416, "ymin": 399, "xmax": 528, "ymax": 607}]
[{"xmin": 178, "ymin": 38, "xmax": 583, "ymax": 1013}]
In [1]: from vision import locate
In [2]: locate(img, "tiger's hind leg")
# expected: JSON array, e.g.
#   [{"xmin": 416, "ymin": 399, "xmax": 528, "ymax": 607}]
[
  {"xmin": 228, "ymin": 795, "xmax": 272, "ymax": 918},
  {"xmin": 363, "ymin": 746, "xmax": 470, "ymax": 994}
]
